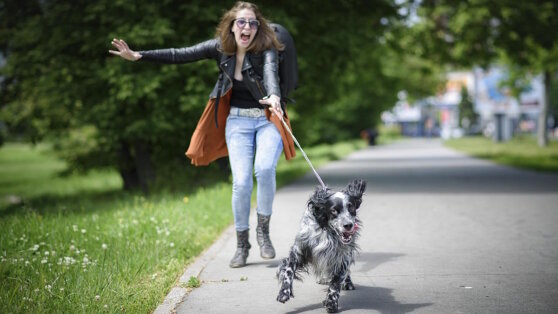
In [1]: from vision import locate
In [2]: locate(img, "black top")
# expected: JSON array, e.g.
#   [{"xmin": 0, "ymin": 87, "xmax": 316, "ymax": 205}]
[{"xmin": 231, "ymin": 78, "xmax": 264, "ymax": 109}]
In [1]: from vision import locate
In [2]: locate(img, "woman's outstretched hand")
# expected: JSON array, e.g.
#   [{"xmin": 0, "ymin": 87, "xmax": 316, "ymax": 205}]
[{"xmin": 109, "ymin": 38, "xmax": 142, "ymax": 61}]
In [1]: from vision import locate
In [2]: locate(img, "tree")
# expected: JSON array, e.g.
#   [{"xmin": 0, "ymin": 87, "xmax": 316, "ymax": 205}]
[
  {"xmin": 412, "ymin": 0, "xmax": 558, "ymax": 146},
  {"xmin": 0, "ymin": 0, "xmax": 434, "ymax": 192},
  {"xmin": 458, "ymin": 86, "xmax": 478, "ymax": 132}
]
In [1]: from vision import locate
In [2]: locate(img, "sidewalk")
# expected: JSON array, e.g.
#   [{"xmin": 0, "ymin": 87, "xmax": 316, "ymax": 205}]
[{"xmin": 156, "ymin": 138, "xmax": 558, "ymax": 313}]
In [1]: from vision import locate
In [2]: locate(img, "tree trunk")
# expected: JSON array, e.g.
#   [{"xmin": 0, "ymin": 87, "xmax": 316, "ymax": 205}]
[
  {"xmin": 133, "ymin": 140, "xmax": 156, "ymax": 194},
  {"xmin": 118, "ymin": 141, "xmax": 140, "ymax": 191},
  {"xmin": 538, "ymin": 71, "xmax": 550, "ymax": 147}
]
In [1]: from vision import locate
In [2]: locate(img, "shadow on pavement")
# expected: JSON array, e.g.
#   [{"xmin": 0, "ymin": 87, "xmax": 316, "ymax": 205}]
[
  {"xmin": 284, "ymin": 285, "xmax": 432, "ymax": 314},
  {"xmin": 341, "ymin": 285, "xmax": 433, "ymax": 314},
  {"xmin": 357, "ymin": 252, "xmax": 406, "ymax": 273}
]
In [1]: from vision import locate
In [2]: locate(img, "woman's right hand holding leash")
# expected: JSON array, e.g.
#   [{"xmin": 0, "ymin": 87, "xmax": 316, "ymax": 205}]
[{"xmin": 109, "ymin": 38, "xmax": 142, "ymax": 61}]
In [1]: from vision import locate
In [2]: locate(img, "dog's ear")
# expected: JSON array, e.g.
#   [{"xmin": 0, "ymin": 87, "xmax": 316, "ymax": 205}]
[
  {"xmin": 343, "ymin": 179, "xmax": 367, "ymax": 209},
  {"xmin": 307, "ymin": 185, "xmax": 332, "ymax": 228}
]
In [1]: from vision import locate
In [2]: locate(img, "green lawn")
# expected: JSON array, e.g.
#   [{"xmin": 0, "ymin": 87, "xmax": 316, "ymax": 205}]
[
  {"xmin": 444, "ymin": 135, "xmax": 558, "ymax": 172},
  {"xmin": 0, "ymin": 139, "xmax": 366, "ymax": 313}
]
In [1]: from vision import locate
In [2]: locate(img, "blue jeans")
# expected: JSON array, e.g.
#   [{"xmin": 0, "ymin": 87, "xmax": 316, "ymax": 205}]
[{"xmin": 225, "ymin": 113, "xmax": 283, "ymax": 232}]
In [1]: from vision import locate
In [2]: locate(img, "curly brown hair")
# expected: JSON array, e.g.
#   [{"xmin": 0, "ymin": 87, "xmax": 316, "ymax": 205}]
[{"xmin": 216, "ymin": 1, "xmax": 284, "ymax": 55}]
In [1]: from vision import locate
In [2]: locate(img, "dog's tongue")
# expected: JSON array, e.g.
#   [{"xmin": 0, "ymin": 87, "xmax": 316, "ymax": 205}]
[{"xmin": 352, "ymin": 223, "xmax": 359, "ymax": 234}]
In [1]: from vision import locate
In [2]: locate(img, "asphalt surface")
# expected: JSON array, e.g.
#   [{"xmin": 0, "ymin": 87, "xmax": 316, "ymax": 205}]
[{"xmin": 155, "ymin": 138, "xmax": 558, "ymax": 314}]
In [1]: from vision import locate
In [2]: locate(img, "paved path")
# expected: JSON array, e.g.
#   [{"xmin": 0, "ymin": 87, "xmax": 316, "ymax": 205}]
[{"xmin": 156, "ymin": 138, "xmax": 558, "ymax": 314}]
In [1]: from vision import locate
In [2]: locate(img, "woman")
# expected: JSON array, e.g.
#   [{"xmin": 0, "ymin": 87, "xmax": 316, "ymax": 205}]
[{"xmin": 109, "ymin": 1, "xmax": 295, "ymax": 268}]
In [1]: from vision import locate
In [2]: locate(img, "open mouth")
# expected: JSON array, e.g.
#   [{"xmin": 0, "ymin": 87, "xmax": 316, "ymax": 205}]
[
  {"xmin": 340, "ymin": 223, "xmax": 358, "ymax": 244},
  {"xmin": 341, "ymin": 232, "xmax": 353, "ymax": 244},
  {"xmin": 240, "ymin": 33, "xmax": 251, "ymax": 44}
]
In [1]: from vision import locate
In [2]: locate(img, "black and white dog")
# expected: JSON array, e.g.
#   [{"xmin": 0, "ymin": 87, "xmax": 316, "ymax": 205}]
[{"xmin": 276, "ymin": 179, "xmax": 367, "ymax": 313}]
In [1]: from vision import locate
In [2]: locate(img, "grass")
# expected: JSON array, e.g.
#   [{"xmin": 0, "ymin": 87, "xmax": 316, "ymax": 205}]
[
  {"xmin": 444, "ymin": 135, "xmax": 558, "ymax": 172},
  {"xmin": 0, "ymin": 138, "xmax": 367, "ymax": 313}
]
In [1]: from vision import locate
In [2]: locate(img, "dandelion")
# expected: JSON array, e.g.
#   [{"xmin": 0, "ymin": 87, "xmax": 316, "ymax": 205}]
[
  {"xmin": 183, "ymin": 196, "xmax": 189, "ymax": 204},
  {"xmin": 102, "ymin": 243, "xmax": 108, "ymax": 250},
  {"xmin": 63, "ymin": 256, "xmax": 76, "ymax": 265}
]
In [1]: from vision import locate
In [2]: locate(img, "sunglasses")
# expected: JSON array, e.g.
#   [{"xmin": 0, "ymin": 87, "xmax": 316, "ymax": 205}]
[{"xmin": 235, "ymin": 18, "xmax": 260, "ymax": 30}]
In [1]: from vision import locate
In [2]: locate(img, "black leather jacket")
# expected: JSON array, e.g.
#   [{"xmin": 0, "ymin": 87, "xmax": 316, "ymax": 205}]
[{"xmin": 139, "ymin": 38, "xmax": 281, "ymax": 105}]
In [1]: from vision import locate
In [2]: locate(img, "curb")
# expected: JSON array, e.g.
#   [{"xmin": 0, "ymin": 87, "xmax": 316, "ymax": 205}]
[{"xmin": 152, "ymin": 225, "xmax": 235, "ymax": 314}]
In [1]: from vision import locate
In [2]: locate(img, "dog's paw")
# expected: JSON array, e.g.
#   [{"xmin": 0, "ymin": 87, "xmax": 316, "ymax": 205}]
[
  {"xmin": 322, "ymin": 299, "xmax": 339, "ymax": 313},
  {"xmin": 342, "ymin": 281, "xmax": 355, "ymax": 290},
  {"xmin": 276, "ymin": 288, "xmax": 292, "ymax": 303}
]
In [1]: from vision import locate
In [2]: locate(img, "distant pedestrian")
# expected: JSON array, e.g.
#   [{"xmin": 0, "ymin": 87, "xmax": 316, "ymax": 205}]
[{"xmin": 109, "ymin": 1, "xmax": 296, "ymax": 268}]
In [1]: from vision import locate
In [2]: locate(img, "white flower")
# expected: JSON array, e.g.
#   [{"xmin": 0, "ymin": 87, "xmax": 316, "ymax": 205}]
[
  {"xmin": 169, "ymin": 242, "xmax": 175, "ymax": 247},
  {"xmin": 41, "ymin": 259, "xmax": 47, "ymax": 264},
  {"xmin": 81, "ymin": 229, "xmax": 86, "ymax": 234},
  {"xmin": 63, "ymin": 256, "xmax": 76, "ymax": 265},
  {"xmin": 73, "ymin": 225, "xmax": 78, "ymax": 232},
  {"xmin": 95, "ymin": 295, "xmax": 100, "ymax": 301},
  {"xmin": 45, "ymin": 285, "xmax": 52, "ymax": 291},
  {"xmin": 101, "ymin": 243, "xmax": 108, "ymax": 250},
  {"xmin": 70, "ymin": 245, "xmax": 75, "ymax": 251},
  {"xmin": 60, "ymin": 288, "xmax": 64, "ymax": 292},
  {"xmin": 151, "ymin": 273, "xmax": 158, "ymax": 280},
  {"xmin": 44, "ymin": 251, "xmax": 49, "ymax": 256},
  {"xmin": 31, "ymin": 244, "xmax": 40, "ymax": 252}
]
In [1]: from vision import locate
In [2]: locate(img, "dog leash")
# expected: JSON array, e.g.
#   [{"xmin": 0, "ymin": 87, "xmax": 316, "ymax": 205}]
[{"xmin": 269, "ymin": 106, "xmax": 327, "ymax": 189}]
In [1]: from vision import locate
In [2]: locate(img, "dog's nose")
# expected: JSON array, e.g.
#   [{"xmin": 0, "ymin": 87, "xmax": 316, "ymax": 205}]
[{"xmin": 343, "ymin": 223, "xmax": 353, "ymax": 231}]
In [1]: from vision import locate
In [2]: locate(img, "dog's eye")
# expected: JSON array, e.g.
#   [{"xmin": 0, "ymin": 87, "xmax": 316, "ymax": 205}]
[{"xmin": 330, "ymin": 206, "xmax": 339, "ymax": 215}]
